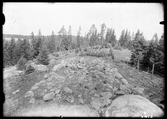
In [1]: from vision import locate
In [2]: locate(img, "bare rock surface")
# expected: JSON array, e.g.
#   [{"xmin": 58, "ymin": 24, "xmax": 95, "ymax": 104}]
[{"xmin": 105, "ymin": 95, "xmax": 164, "ymax": 117}]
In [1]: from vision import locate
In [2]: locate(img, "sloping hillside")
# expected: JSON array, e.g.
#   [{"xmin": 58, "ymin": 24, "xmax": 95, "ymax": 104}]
[{"xmin": 3, "ymin": 48, "xmax": 164, "ymax": 117}]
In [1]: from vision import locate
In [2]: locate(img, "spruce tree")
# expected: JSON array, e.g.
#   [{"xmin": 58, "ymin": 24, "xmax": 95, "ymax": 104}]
[
  {"xmin": 17, "ymin": 55, "xmax": 27, "ymax": 70},
  {"xmin": 37, "ymin": 45, "xmax": 49, "ymax": 65},
  {"xmin": 7, "ymin": 37, "xmax": 16, "ymax": 66}
]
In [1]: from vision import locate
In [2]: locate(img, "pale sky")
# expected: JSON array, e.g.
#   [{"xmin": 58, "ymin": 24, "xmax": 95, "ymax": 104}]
[{"xmin": 3, "ymin": 3, "xmax": 164, "ymax": 40}]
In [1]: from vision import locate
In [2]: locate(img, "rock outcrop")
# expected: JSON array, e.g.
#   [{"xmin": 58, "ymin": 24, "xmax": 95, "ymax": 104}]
[{"xmin": 105, "ymin": 95, "xmax": 164, "ymax": 117}]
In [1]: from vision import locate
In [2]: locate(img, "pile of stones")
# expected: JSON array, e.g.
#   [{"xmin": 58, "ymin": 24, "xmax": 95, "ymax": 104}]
[{"xmin": 24, "ymin": 57, "xmax": 163, "ymax": 117}]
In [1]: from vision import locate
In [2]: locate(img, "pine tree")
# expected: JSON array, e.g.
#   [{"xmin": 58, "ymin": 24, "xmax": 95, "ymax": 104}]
[
  {"xmin": 110, "ymin": 29, "xmax": 117, "ymax": 47},
  {"xmin": 67, "ymin": 25, "xmax": 72, "ymax": 49},
  {"xmin": 17, "ymin": 55, "xmax": 27, "ymax": 70},
  {"xmin": 147, "ymin": 33, "xmax": 164, "ymax": 75},
  {"xmin": 58, "ymin": 25, "xmax": 70, "ymax": 50},
  {"xmin": 100, "ymin": 23, "xmax": 107, "ymax": 45},
  {"xmin": 88, "ymin": 24, "xmax": 98, "ymax": 46},
  {"xmin": 20, "ymin": 38, "xmax": 31, "ymax": 60},
  {"xmin": 3, "ymin": 40, "xmax": 10, "ymax": 67},
  {"xmin": 37, "ymin": 45, "xmax": 49, "ymax": 65},
  {"xmin": 76, "ymin": 26, "xmax": 82, "ymax": 48},
  {"xmin": 119, "ymin": 29, "xmax": 125, "ymax": 47},
  {"xmin": 7, "ymin": 37, "xmax": 16, "ymax": 66},
  {"xmin": 47, "ymin": 31, "xmax": 56, "ymax": 53},
  {"xmin": 151, "ymin": 33, "xmax": 159, "ymax": 45},
  {"xmin": 31, "ymin": 30, "xmax": 44, "ymax": 57},
  {"xmin": 14, "ymin": 38, "xmax": 23, "ymax": 64},
  {"xmin": 130, "ymin": 30, "xmax": 147, "ymax": 70}
]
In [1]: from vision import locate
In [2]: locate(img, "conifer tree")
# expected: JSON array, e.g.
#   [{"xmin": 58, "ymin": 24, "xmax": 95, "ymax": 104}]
[
  {"xmin": 7, "ymin": 37, "xmax": 16, "ymax": 65},
  {"xmin": 37, "ymin": 45, "xmax": 49, "ymax": 65}
]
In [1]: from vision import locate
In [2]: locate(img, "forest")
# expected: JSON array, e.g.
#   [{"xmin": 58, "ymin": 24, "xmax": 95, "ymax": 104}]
[{"xmin": 3, "ymin": 23, "xmax": 164, "ymax": 76}]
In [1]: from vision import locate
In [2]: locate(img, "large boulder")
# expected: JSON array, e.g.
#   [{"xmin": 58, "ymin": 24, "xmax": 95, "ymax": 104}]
[{"xmin": 105, "ymin": 95, "xmax": 164, "ymax": 117}]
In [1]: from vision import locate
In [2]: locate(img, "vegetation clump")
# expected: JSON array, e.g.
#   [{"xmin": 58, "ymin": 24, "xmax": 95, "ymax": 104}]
[{"xmin": 17, "ymin": 56, "xmax": 27, "ymax": 70}]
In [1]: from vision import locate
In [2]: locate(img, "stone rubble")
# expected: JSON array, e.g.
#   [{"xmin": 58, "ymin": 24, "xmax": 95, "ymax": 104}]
[
  {"xmin": 23, "ymin": 57, "xmax": 163, "ymax": 117},
  {"xmin": 43, "ymin": 92, "xmax": 55, "ymax": 101}
]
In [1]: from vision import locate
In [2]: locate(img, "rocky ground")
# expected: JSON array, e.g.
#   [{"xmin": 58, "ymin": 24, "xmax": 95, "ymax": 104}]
[{"xmin": 3, "ymin": 49, "xmax": 164, "ymax": 117}]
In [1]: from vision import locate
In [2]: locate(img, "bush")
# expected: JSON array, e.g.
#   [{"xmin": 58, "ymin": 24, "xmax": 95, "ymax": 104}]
[
  {"xmin": 114, "ymin": 46, "xmax": 122, "ymax": 50},
  {"xmin": 86, "ymin": 50, "xmax": 97, "ymax": 57},
  {"xmin": 25, "ymin": 64, "xmax": 35, "ymax": 74},
  {"xmin": 109, "ymin": 48, "xmax": 115, "ymax": 59},
  {"xmin": 37, "ymin": 47, "xmax": 49, "ymax": 65},
  {"xmin": 17, "ymin": 56, "xmax": 27, "ymax": 70}
]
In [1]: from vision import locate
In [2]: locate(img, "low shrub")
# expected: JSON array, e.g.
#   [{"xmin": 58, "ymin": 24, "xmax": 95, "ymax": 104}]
[
  {"xmin": 86, "ymin": 50, "xmax": 97, "ymax": 57},
  {"xmin": 17, "ymin": 56, "xmax": 27, "ymax": 70},
  {"xmin": 109, "ymin": 48, "xmax": 115, "ymax": 59},
  {"xmin": 25, "ymin": 64, "xmax": 35, "ymax": 75},
  {"xmin": 98, "ymin": 51, "xmax": 107, "ymax": 57},
  {"xmin": 114, "ymin": 45, "xmax": 122, "ymax": 50}
]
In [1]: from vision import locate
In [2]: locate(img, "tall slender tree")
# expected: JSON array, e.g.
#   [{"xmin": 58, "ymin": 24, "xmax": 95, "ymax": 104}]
[
  {"xmin": 7, "ymin": 37, "xmax": 16, "ymax": 65},
  {"xmin": 76, "ymin": 26, "xmax": 82, "ymax": 48},
  {"xmin": 100, "ymin": 23, "xmax": 107, "ymax": 45}
]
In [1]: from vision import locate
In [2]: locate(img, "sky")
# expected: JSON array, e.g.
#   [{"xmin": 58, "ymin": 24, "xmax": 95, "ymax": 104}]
[{"xmin": 3, "ymin": 3, "xmax": 164, "ymax": 40}]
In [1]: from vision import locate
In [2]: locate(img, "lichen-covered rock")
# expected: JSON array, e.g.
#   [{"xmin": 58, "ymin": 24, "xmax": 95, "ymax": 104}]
[
  {"xmin": 35, "ymin": 65, "xmax": 48, "ymax": 72},
  {"xmin": 31, "ymin": 83, "xmax": 39, "ymax": 90},
  {"xmin": 105, "ymin": 95, "xmax": 164, "ymax": 117},
  {"xmin": 25, "ymin": 90, "xmax": 34, "ymax": 97},
  {"xmin": 43, "ymin": 92, "xmax": 55, "ymax": 101},
  {"xmin": 90, "ymin": 97, "xmax": 102, "ymax": 110},
  {"xmin": 121, "ymin": 78, "xmax": 129, "ymax": 85},
  {"xmin": 78, "ymin": 94, "xmax": 82, "ymax": 98},
  {"xmin": 114, "ymin": 90, "xmax": 125, "ymax": 95},
  {"xmin": 12, "ymin": 89, "xmax": 20, "ymax": 95},
  {"xmin": 44, "ymin": 73, "xmax": 49, "ymax": 79},
  {"xmin": 29, "ymin": 98, "xmax": 35, "ymax": 104},
  {"xmin": 63, "ymin": 87, "xmax": 73, "ymax": 93},
  {"xmin": 100, "ymin": 92, "xmax": 112, "ymax": 99},
  {"xmin": 52, "ymin": 64, "xmax": 62, "ymax": 72},
  {"xmin": 114, "ymin": 72, "xmax": 123, "ymax": 80},
  {"xmin": 132, "ymin": 86, "xmax": 145, "ymax": 95},
  {"xmin": 53, "ymin": 89, "xmax": 60, "ymax": 95},
  {"xmin": 70, "ymin": 96, "xmax": 75, "ymax": 103},
  {"xmin": 78, "ymin": 98, "xmax": 84, "ymax": 104}
]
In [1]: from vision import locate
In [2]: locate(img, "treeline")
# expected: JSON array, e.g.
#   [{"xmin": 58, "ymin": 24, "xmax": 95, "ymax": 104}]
[
  {"xmin": 3, "ymin": 23, "xmax": 164, "ymax": 76},
  {"xmin": 130, "ymin": 30, "xmax": 164, "ymax": 76}
]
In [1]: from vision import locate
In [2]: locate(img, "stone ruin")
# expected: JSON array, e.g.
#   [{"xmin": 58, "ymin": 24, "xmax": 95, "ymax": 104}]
[{"xmin": 24, "ymin": 57, "xmax": 163, "ymax": 117}]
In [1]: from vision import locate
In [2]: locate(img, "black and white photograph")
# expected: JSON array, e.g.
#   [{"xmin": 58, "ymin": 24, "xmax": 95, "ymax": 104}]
[{"xmin": 3, "ymin": 3, "xmax": 164, "ymax": 117}]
